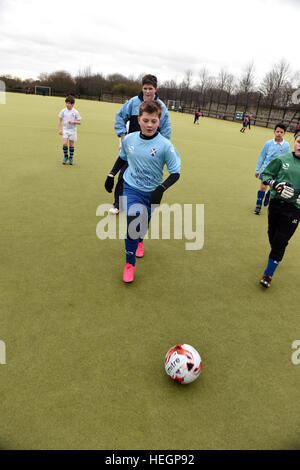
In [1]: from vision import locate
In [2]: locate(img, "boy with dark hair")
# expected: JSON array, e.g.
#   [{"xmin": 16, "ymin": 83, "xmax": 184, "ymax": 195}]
[
  {"xmin": 58, "ymin": 95, "xmax": 81, "ymax": 165},
  {"xmin": 110, "ymin": 75, "xmax": 171, "ymax": 215},
  {"xmin": 253, "ymin": 123, "xmax": 290, "ymax": 214},
  {"xmin": 105, "ymin": 101, "xmax": 180, "ymax": 283},
  {"xmin": 259, "ymin": 132, "xmax": 300, "ymax": 287}
]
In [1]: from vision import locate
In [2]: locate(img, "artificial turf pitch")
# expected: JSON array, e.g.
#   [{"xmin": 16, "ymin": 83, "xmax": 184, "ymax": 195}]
[{"xmin": 0, "ymin": 92, "xmax": 300, "ymax": 450}]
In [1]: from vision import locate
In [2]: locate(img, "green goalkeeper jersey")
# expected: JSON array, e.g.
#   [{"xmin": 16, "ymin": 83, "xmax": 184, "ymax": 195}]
[{"xmin": 262, "ymin": 152, "xmax": 300, "ymax": 210}]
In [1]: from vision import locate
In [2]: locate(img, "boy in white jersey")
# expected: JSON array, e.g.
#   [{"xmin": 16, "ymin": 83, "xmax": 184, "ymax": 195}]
[
  {"xmin": 58, "ymin": 95, "xmax": 81, "ymax": 165},
  {"xmin": 104, "ymin": 101, "xmax": 181, "ymax": 283}
]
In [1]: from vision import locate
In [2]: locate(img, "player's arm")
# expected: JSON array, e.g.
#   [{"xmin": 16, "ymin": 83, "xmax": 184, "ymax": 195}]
[
  {"xmin": 104, "ymin": 157, "xmax": 127, "ymax": 193},
  {"xmin": 150, "ymin": 144, "xmax": 181, "ymax": 205},
  {"xmin": 70, "ymin": 112, "xmax": 82, "ymax": 125},
  {"xmin": 58, "ymin": 117, "xmax": 63, "ymax": 135},
  {"xmin": 159, "ymin": 105, "xmax": 172, "ymax": 140},
  {"xmin": 149, "ymin": 173, "xmax": 180, "ymax": 204},
  {"xmin": 255, "ymin": 142, "xmax": 268, "ymax": 175},
  {"xmin": 104, "ymin": 138, "xmax": 128, "ymax": 193},
  {"xmin": 114, "ymin": 100, "xmax": 132, "ymax": 138},
  {"xmin": 262, "ymin": 159, "xmax": 294, "ymax": 199}
]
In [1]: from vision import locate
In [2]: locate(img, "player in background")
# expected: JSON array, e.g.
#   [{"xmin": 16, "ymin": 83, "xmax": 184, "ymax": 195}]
[
  {"xmin": 259, "ymin": 129, "xmax": 300, "ymax": 287},
  {"xmin": 240, "ymin": 115, "xmax": 248, "ymax": 133},
  {"xmin": 104, "ymin": 101, "xmax": 180, "ymax": 283},
  {"xmin": 247, "ymin": 113, "xmax": 253, "ymax": 130},
  {"xmin": 194, "ymin": 110, "xmax": 200, "ymax": 124},
  {"xmin": 253, "ymin": 123, "xmax": 290, "ymax": 214},
  {"xmin": 110, "ymin": 74, "xmax": 171, "ymax": 215},
  {"xmin": 58, "ymin": 95, "xmax": 81, "ymax": 165}
]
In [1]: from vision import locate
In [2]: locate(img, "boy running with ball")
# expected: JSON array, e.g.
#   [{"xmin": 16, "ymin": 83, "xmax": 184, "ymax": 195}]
[
  {"xmin": 58, "ymin": 95, "xmax": 81, "ymax": 165},
  {"xmin": 104, "ymin": 101, "xmax": 181, "ymax": 283}
]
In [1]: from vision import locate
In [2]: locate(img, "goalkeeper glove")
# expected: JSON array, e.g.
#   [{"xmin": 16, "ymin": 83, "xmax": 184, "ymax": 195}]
[
  {"xmin": 104, "ymin": 175, "xmax": 115, "ymax": 193},
  {"xmin": 297, "ymin": 195, "xmax": 300, "ymax": 204},
  {"xmin": 274, "ymin": 181, "xmax": 294, "ymax": 199},
  {"xmin": 149, "ymin": 185, "xmax": 165, "ymax": 205}
]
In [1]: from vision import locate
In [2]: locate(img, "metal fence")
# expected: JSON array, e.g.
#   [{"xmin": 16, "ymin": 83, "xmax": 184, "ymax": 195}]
[
  {"xmin": 7, "ymin": 87, "xmax": 300, "ymax": 132},
  {"xmin": 158, "ymin": 89, "xmax": 300, "ymax": 132}
]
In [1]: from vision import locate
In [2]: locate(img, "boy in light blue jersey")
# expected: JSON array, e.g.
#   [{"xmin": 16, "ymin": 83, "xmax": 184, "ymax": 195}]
[
  {"xmin": 254, "ymin": 123, "xmax": 290, "ymax": 214},
  {"xmin": 105, "ymin": 101, "xmax": 180, "ymax": 283},
  {"xmin": 110, "ymin": 75, "xmax": 171, "ymax": 215}
]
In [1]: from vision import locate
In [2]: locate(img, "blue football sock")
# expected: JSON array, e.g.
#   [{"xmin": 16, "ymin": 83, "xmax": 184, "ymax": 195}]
[
  {"xmin": 264, "ymin": 258, "xmax": 279, "ymax": 277},
  {"xmin": 256, "ymin": 190, "xmax": 265, "ymax": 207},
  {"xmin": 69, "ymin": 146, "xmax": 74, "ymax": 159},
  {"xmin": 125, "ymin": 238, "xmax": 138, "ymax": 266},
  {"xmin": 63, "ymin": 146, "xmax": 68, "ymax": 158}
]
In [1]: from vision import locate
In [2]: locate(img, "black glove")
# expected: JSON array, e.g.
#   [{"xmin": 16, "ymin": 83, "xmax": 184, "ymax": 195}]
[
  {"xmin": 104, "ymin": 175, "xmax": 115, "ymax": 193},
  {"xmin": 149, "ymin": 185, "xmax": 165, "ymax": 205}
]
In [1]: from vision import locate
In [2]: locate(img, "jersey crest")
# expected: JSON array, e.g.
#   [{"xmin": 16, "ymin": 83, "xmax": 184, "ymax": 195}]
[{"xmin": 150, "ymin": 148, "xmax": 157, "ymax": 157}]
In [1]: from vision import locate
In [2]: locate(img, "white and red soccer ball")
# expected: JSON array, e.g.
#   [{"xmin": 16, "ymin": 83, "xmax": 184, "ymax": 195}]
[{"xmin": 164, "ymin": 344, "xmax": 202, "ymax": 384}]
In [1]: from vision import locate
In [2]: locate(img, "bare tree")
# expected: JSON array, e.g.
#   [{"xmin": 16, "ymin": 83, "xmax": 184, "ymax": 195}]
[
  {"xmin": 180, "ymin": 69, "xmax": 193, "ymax": 90},
  {"xmin": 238, "ymin": 61, "xmax": 255, "ymax": 93},
  {"xmin": 217, "ymin": 68, "xmax": 231, "ymax": 91},
  {"xmin": 259, "ymin": 59, "xmax": 291, "ymax": 104}
]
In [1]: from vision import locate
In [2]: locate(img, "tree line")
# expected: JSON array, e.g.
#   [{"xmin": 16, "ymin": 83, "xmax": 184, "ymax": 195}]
[{"xmin": 1, "ymin": 60, "xmax": 300, "ymax": 108}]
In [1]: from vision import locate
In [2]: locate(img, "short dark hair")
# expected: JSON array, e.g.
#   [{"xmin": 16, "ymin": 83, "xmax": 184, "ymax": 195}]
[
  {"xmin": 294, "ymin": 130, "xmax": 300, "ymax": 139},
  {"xmin": 142, "ymin": 74, "xmax": 157, "ymax": 88},
  {"xmin": 139, "ymin": 100, "xmax": 162, "ymax": 118},
  {"xmin": 274, "ymin": 122, "xmax": 286, "ymax": 132},
  {"xmin": 65, "ymin": 95, "xmax": 75, "ymax": 104}
]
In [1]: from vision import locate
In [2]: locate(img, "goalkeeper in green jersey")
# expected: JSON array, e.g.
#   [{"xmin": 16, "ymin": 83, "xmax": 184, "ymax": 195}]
[{"xmin": 259, "ymin": 130, "xmax": 300, "ymax": 287}]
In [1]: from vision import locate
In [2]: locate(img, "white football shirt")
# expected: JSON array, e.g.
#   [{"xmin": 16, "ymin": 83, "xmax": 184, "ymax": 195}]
[{"xmin": 58, "ymin": 107, "xmax": 81, "ymax": 130}]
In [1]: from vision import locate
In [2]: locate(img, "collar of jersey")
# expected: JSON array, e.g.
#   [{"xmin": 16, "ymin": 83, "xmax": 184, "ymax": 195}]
[{"xmin": 139, "ymin": 131, "xmax": 159, "ymax": 140}]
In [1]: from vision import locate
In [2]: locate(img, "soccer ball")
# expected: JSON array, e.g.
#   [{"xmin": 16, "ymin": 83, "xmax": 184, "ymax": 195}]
[{"xmin": 164, "ymin": 344, "xmax": 202, "ymax": 384}]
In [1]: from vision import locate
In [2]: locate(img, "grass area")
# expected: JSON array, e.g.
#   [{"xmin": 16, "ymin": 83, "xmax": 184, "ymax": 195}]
[{"xmin": 0, "ymin": 92, "xmax": 299, "ymax": 450}]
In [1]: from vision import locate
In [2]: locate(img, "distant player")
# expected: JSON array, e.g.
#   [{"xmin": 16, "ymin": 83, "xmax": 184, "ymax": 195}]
[
  {"xmin": 240, "ymin": 115, "xmax": 248, "ymax": 133},
  {"xmin": 247, "ymin": 113, "xmax": 253, "ymax": 129},
  {"xmin": 194, "ymin": 110, "xmax": 200, "ymax": 124},
  {"xmin": 253, "ymin": 123, "xmax": 290, "ymax": 214},
  {"xmin": 259, "ymin": 129, "xmax": 300, "ymax": 288},
  {"xmin": 111, "ymin": 75, "xmax": 171, "ymax": 215},
  {"xmin": 58, "ymin": 95, "xmax": 81, "ymax": 165},
  {"xmin": 104, "ymin": 101, "xmax": 180, "ymax": 283}
]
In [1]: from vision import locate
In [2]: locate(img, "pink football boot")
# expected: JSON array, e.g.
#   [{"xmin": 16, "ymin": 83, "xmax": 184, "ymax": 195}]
[
  {"xmin": 123, "ymin": 263, "xmax": 135, "ymax": 283},
  {"xmin": 136, "ymin": 241, "xmax": 144, "ymax": 258}
]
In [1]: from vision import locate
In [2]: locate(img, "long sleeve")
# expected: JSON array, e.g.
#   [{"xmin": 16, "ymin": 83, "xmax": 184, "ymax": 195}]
[
  {"xmin": 114, "ymin": 100, "xmax": 133, "ymax": 137},
  {"xmin": 256, "ymin": 142, "xmax": 268, "ymax": 173}
]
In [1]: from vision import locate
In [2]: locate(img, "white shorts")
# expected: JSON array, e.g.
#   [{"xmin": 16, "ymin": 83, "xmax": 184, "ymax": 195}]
[{"xmin": 63, "ymin": 130, "xmax": 77, "ymax": 141}]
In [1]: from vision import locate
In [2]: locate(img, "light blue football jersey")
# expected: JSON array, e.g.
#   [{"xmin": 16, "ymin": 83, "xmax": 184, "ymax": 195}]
[
  {"xmin": 119, "ymin": 132, "xmax": 181, "ymax": 192},
  {"xmin": 255, "ymin": 139, "xmax": 290, "ymax": 173}
]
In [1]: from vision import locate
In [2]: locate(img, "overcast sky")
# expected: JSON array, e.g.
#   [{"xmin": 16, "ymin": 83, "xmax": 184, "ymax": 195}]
[{"xmin": 0, "ymin": 0, "xmax": 299, "ymax": 86}]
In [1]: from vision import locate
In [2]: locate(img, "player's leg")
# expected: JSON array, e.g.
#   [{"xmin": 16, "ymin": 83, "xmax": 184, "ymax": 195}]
[
  {"xmin": 62, "ymin": 137, "xmax": 69, "ymax": 164},
  {"xmin": 261, "ymin": 201, "xmax": 300, "ymax": 287},
  {"xmin": 136, "ymin": 195, "xmax": 152, "ymax": 259},
  {"xmin": 263, "ymin": 181, "xmax": 271, "ymax": 207},
  {"xmin": 123, "ymin": 184, "xmax": 151, "ymax": 282},
  {"xmin": 254, "ymin": 178, "xmax": 267, "ymax": 214},
  {"xmin": 69, "ymin": 139, "xmax": 75, "ymax": 165}
]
